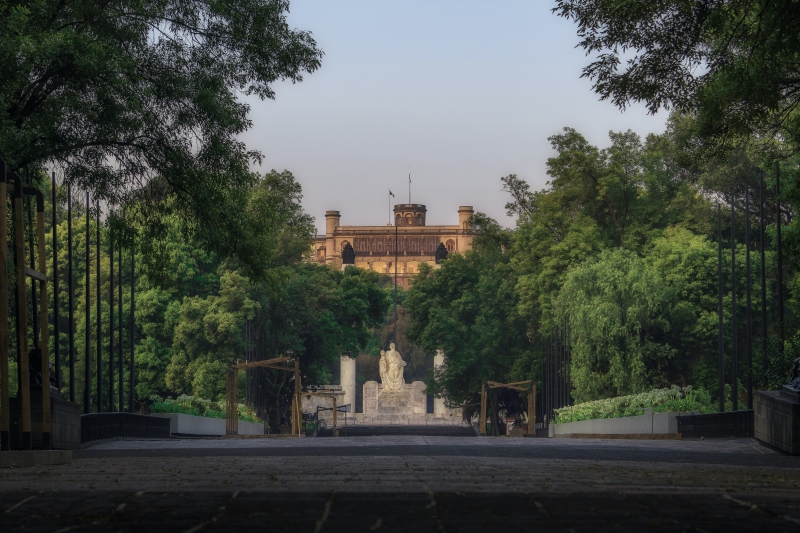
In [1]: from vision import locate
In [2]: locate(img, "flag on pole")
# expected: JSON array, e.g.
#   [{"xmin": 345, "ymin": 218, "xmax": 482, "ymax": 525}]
[{"xmin": 389, "ymin": 189, "xmax": 395, "ymax": 197}]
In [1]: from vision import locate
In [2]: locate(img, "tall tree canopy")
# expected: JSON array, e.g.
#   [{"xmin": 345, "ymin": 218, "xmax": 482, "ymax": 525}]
[
  {"xmin": 554, "ymin": 0, "xmax": 800, "ymax": 149},
  {"xmin": 0, "ymin": 0, "xmax": 322, "ymax": 278}
]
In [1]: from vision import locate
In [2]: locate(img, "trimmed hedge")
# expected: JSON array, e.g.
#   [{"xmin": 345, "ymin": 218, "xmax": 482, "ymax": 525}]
[
  {"xmin": 149, "ymin": 394, "xmax": 261, "ymax": 423},
  {"xmin": 553, "ymin": 386, "xmax": 714, "ymax": 424}
]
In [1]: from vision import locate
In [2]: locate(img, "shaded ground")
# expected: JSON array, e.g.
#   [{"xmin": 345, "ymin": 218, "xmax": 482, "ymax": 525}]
[
  {"xmin": 317, "ymin": 425, "xmax": 476, "ymax": 437},
  {"xmin": 2, "ymin": 436, "xmax": 799, "ymax": 532}
]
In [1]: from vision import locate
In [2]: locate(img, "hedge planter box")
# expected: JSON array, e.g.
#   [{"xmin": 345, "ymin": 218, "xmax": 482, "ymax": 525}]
[
  {"xmin": 754, "ymin": 389, "xmax": 800, "ymax": 455},
  {"xmin": 151, "ymin": 413, "xmax": 265, "ymax": 436},
  {"xmin": 549, "ymin": 410, "xmax": 691, "ymax": 438}
]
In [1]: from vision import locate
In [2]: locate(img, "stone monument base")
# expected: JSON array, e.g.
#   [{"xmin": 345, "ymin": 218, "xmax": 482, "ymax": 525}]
[
  {"xmin": 377, "ymin": 390, "xmax": 412, "ymax": 414},
  {"xmin": 363, "ymin": 380, "xmax": 427, "ymax": 417},
  {"xmin": 754, "ymin": 388, "xmax": 800, "ymax": 455},
  {"xmin": 350, "ymin": 413, "xmax": 467, "ymax": 427}
]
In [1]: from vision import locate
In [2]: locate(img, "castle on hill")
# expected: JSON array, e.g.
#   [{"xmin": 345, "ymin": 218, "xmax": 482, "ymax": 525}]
[{"xmin": 312, "ymin": 204, "xmax": 475, "ymax": 287}]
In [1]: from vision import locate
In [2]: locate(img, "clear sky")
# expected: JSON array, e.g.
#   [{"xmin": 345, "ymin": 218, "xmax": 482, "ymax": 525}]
[{"xmin": 241, "ymin": 1, "xmax": 668, "ymax": 234}]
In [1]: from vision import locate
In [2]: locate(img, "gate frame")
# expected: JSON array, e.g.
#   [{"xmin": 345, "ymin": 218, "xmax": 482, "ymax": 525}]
[
  {"xmin": 225, "ymin": 356, "xmax": 301, "ymax": 436},
  {"xmin": 1, "ymin": 167, "xmax": 52, "ymax": 450},
  {"xmin": 479, "ymin": 380, "xmax": 536, "ymax": 437}
]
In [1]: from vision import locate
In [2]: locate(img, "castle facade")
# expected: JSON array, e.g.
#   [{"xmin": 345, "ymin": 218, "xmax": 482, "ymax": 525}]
[{"xmin": 313, "ymin": 204, "xmax": 474, "ymax": 287}]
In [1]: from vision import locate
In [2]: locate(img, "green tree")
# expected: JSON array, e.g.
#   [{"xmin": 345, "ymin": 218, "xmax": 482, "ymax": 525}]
[
  {"xmin": 166, "ymin": 264, "xmax": 260, "ymax": 400},
  {"xmin": 0, "ymin": 0, "xmax": 322, "ymax": 278},
  {"xmin": 556, "ymin": 249, "xmax": 672, "ymax": 402},
  {"xmin": 405, "ymin": 215, "xmax": 533, "ymax": 416},
  {"xmin": 510, "ymin": 127, "xmax": 712, "ymax": 334},
  {"xmin": 553, "ymin": 0, "xmax": 800, "ymax": 149}
]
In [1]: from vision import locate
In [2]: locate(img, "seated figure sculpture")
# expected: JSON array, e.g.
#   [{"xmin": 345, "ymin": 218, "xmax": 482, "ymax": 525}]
[
  {"xmin": 789, "ymin": 356, "xmax": 800, "ymax": 391},
  {"xmin": 380, "ymin": 343, "xmax": 407, "ymax": 392}
]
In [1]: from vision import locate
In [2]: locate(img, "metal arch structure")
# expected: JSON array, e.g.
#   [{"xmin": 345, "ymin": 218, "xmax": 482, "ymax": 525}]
[
  {"xmin": 479, "ymin": 380, "xmax": 536, "ymax": 437},
  {"xmin": 304, "ymin": 389, "xmax": 346, "ymax": 435},
  {"xmin": 225, "ymin": 356, "xmax": 301, "ymax": 436}
]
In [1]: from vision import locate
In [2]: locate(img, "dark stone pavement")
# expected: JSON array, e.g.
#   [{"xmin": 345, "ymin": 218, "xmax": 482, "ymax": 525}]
[{"xmin": 2, "ymin": 436, "xmax": 799, "ymax": 532}]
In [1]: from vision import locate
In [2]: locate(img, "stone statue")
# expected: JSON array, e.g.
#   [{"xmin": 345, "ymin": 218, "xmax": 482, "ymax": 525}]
[
  {"xmin": 380, "ymin": 343, "xmax": 407, "ymax": 392},
  {"xmin": 342, "ymin": 242, "xmax": 355, "ymax": 264},
  {"xmin": 435, "ymin": 242, "xmax": 448, "ymax": 264},
  {"xmin": 379, "ymin": 350, "xmax": 387, "ymax": 385},
  {"xmin": 788, "ymin": 357, "xmax": 800, "ymax": 391}
]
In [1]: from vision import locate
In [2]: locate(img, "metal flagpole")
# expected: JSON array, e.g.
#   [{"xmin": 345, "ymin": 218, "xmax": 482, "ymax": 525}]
[
  {"xmin": 118, "ymin": 241, "xmax": 123, "ymax": 412},
  {"xmin": 394, "ymin": 218, "xmax": 398, "ymax": 345},
  {"xmin": 96, "ymin": 200, "xmax": 101, "ymax": 413},
  {"xmin": 26, "ymin": 167, "xmax": 39, "ymax": 348},
  {"xmin": 129, "ymin": 243, "xmax": 135, "ymax": 413},
  {"xmin": 109, "ymin": 215, "xmax": 114, "ymax": 410},
  {"xmin": 731, "ymin": 199, "xmax": 738, "ymax": 411},
  {"xmin": 760, "ymin": 175, "xmax": 767, "ymax": 386},
  {"xmin": 775, "ymin": 163, "xmax": 784, "ymax": 359},
  {"xmin": 745, "ymin": 188, "xmax": 753, "ymax": 409},
  {"xmin": 84, "ymin": 192, "xmax": 90, "ymax": 413},
  {"xmin": 68, "ymin": 185, "xmax": 74, "ymax": 403},
  {"xmin": 718, "ymin": 201, "xmax": 725, "ymax": 412},
  {"xmin": 52, "ymin": 172, "xmax": 60, "ymax": 391}
]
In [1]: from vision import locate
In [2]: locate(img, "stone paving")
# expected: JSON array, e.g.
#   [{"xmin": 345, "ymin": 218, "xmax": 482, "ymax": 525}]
[{"xmin": 1, "ymin": 436, "xmax": 799, "ymax": 532}]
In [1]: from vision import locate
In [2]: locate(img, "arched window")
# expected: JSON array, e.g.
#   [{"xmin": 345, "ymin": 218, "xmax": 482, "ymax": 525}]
[
  {"xmin": 416, "ymin": 214, "xmax": 423, "ymax": 225},
  {"xmin": 446, "ymin": 239, "xmax": 455, "ymax": 252},
  {"xmin": 405, "ymin": 215, "xmax": 412, "ymax": 225}
]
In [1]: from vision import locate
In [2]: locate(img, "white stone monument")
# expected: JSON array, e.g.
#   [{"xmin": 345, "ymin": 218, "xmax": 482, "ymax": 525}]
[
  {"xmin": 340, "ymin": 355, "xmax": 356, "ymax": 411},
  {"xmin": 433, "ymin": 349, "xmax": 446, "ymax": 416},
  {"xmin": 363, "ymin": 344, "xmax": 427, "ymax": 420}
]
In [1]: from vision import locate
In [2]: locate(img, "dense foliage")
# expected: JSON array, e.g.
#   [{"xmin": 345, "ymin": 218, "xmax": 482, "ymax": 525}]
[
  {"xmin": 0, "ymin": 0, "xmax": 322, "ymax": 279},
  {"xmin": 406, "ymin": 119, "xmax": 798, "ymax": 416},
  {"xmin": 149, "ymin": 394, "xmax": 260, "ymax": 423},
  {"xmin": 553, "ymin": 386, "xmax": 715, "ymax": 424},
  {"xmin": 553, "ymin": 0, "xmax": 800, "ymax": 151},
  {"xmin": 0, "ymin": 169, "xmax": 389, "ymax": 423}
]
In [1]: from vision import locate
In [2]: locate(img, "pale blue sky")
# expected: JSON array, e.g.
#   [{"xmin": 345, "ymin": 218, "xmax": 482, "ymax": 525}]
[{"xmin": 241, "ymin": 1, "xmax": 668, "ymax": 233}]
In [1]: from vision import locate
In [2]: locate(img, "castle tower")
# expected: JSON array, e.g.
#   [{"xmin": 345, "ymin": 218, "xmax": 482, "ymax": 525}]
[
  {"xmin": 325, "ymin": 210, "xmax": 340, "ymax": 264},
  {"xmin": 393, "ymin": 204, "xmax": 427, "ymax": 227}
]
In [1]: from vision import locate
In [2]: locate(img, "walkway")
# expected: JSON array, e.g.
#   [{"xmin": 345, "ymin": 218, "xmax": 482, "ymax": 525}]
[{"xmin": 2, "ymin": 437, "xmax": 799, "ymax": 531}]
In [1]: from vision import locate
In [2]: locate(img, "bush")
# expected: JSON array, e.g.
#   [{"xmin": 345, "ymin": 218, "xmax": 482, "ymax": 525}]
[
  {"xmin": 553, "ymin": 385, "xmax": 714, "ymax": 424},
  {"xmin": 149, "ymin": 394, "xmax": 261, "ymax": 423}
]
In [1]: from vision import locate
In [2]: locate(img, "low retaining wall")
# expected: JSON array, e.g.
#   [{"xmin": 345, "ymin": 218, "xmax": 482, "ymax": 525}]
[
  {"xmin": 348, "ymin": 413, "xmax": 468, "ymax": 427},
  {"xmin": 150, "ymin": 413, "xmax": 265, "ymax": 436},
  {"xmin": 755, "ymin": 391, "xmax": 799, "ymax": 454},
  {"xmin": 10, "ymin": 394, "xmax": 81, "ymax": 450},
  {"xmin": 678, "ymin": 409, "xmax": 754, "ymax": 439},
  {"xmin": 81, "ymin": 413, "xmax": 171, "ymax": 443},
  {"xmin": 549, "ymin": 410, "xmax": 688, "ymax": 437}
]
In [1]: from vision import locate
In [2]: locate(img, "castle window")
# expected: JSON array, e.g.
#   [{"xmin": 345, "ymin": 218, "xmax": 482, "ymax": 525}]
[{"xmin": 446, "ymin": 239, "xmax": 455, "ymax": 252}]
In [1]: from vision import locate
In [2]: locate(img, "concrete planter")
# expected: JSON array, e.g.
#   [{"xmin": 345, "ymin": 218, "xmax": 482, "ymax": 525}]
[
  {"xmin": 549, "ymin": 410, "xmax": 691, "ymax": 437},
  {"xmin": 754, "ymin": 390, "xmax": 800, "ymax": 455},
  {"xmin": 151, "ymin": 413, "xmax": 264, "ymax": 436}
]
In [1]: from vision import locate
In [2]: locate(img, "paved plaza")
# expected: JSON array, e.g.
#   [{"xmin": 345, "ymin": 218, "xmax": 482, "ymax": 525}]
[{"xmin": 2, "ymin": 436, "xmax": 799, "ymax": 532}]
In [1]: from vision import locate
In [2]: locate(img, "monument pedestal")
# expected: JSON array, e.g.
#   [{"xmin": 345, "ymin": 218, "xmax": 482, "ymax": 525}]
[
  {"xmin": 378, "ymin": 391, "xmax": 412, "ymax": 414},
  {"xmin": 363, "ymin": 381, "xmax": 428, "ymax": 422},
  {"xmin": 754, "ymin": 388, "xmax": 800, "ymax": 455}
]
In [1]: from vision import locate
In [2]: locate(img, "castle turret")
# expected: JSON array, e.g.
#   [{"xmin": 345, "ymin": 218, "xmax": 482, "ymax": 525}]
[
  {"xmin": 325, "ymin": 210, "xmax": 340, "ymax": 264},
  {"xmin": 458, "ymin": 206, "xmax": 474, "ymax": 230},
  {"xmin": 393, "ymin": 204, "xmax": 427, "ymax": 227}
]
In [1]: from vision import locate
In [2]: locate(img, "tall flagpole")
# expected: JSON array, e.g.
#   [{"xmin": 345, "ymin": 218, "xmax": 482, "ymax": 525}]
[{"xmin": 408, "ymin": 173, "xmax": 411, "ymax": 204}]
